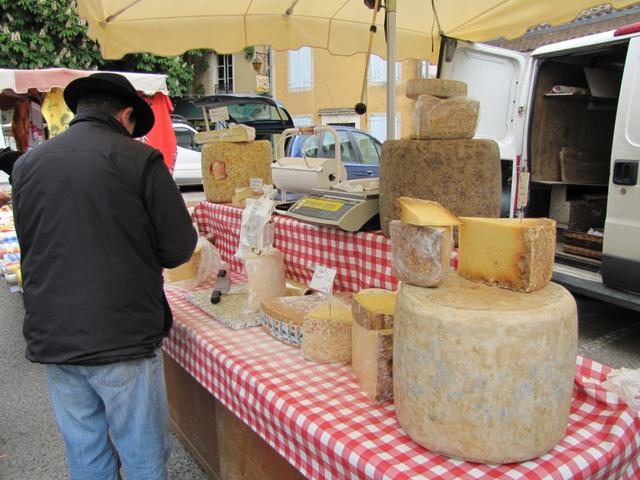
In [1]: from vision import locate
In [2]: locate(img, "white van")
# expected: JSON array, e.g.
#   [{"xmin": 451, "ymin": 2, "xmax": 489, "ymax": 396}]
[{"xmin": 439, "ymin": 23, "xmax": 640, "ymax": 311}]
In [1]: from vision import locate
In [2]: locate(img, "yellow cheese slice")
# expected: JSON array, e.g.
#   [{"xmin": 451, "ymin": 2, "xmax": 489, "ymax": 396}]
[
  {"xmin": 165, "ymin": 243, "xmax": 203, "ymax": 282},
  {"xmin": 458, "ymin": 217, "xmax": 556, "ymax": 293},
  {"xmin": 352, "ymin": 288, "xmax": 396, "ymax": 330},
  {"xmin": 396, "ymin": 197, "xmax": 462, "ymax": 227}
]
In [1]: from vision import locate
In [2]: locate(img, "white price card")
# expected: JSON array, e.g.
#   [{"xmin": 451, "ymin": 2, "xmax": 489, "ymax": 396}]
[
  {"xmin": 208, "ymin": 107, "xmax": 229, "ymax": 122},
  {"xmin": 250, "ymin": 177, "xmax": 264, "ymax": 193},
  {"xmin": 309, "ymin": 266, "xmax": 337, "ymax": 294}
]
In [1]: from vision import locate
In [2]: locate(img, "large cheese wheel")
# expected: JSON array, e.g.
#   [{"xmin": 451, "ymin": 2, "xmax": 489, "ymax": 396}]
[
  {"xmin": 380, "ymin": 139, "xmax": 501, "ymax": 237},
  {"xmin": 394, "ymin": 275, "xmax": 577, "ymax": 464}
]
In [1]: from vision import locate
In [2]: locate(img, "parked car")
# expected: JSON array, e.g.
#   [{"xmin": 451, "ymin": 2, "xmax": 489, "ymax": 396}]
[
  {"xmin": 172, "ymin": 121, "xmax": 202, "ymax": 186},
  {"xmin": 285, "ymin": 126, "xmax": 382, "ymax": 179}
]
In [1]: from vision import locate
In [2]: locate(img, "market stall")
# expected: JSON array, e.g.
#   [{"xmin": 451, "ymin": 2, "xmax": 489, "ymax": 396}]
[
  {"xmin": 162, "ymin": 201, "xmax": 640, "ymax": 480},
  {"xmin": 0, "ymin": 67, "xmax": 176, "ymax": 172}
]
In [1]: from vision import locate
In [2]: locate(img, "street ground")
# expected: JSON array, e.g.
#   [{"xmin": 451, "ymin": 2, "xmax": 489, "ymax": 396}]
[{"xmin": 1, "ymin": 186, "xmax": 638, "ymax": 479}]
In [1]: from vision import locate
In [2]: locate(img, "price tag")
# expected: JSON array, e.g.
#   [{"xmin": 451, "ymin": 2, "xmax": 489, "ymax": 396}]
[
  {"xmin": 208, "ymin": 107, "xmax": 229, "ymax": 122},
  {"xmin": 250, "ymin": 177, "xmax": 264, "ymax": 193},
  {"xmin": 309, "ymin": 266, "xmax": 337, "ymax": 294}
]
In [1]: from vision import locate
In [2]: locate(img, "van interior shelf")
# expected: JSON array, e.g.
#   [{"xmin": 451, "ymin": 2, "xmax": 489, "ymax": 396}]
[{"xmin": 532, "ymin": 179, "xmax": 608, "ymax": 187}]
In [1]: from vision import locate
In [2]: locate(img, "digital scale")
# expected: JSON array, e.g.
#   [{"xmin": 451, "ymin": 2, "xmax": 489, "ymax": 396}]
[{"xmin": 285, "ymin": 187, "xmax": 380, "ymax": 232}]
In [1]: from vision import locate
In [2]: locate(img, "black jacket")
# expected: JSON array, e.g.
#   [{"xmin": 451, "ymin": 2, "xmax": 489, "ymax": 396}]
[{"xmin": 12, "ymin": 111, "xmax": 197, "ymax": 365}]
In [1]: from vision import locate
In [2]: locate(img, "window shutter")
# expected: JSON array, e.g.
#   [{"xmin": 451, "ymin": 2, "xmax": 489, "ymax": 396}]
[{"xmin": 288, "ymin": 47, "xmax": 313, "ymax": 90}]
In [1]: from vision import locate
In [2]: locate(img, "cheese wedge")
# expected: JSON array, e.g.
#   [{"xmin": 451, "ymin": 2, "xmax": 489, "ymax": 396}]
[
  {"xmin": 397, "ymin": 197, "xmax": 462, "ymax": 227},
  {"xmin": 352, "ymin": 322, "xmax": 393, "ymax": 403},
  {"xmin": 352, "ymin": 288, "xmax": 396, "ymax": 330},
  {"xmin": 458, "ymin": 217, "xmax": 556, "ymax": 292},
  {"xmin": 165, "ymin": 243, "xmax": 203, "ymax": 282}
]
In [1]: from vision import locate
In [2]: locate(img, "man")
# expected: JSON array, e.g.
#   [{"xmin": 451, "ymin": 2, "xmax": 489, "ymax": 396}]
[{"xmin": 12, "ymin": 73, "xmax": 197, "ymax": 480}]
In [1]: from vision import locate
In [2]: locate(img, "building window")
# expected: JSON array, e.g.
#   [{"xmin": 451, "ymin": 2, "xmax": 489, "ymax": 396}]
[
  {"xmin": 368, "ymin": 55, "xmax": 401, "ymax": 85},
  {"xmin": 293, "ymin": 116, "xmax": 313, "ymax": 127},
  {"xmin": 288, "ymin": 47, "xmax": 313, "ymax": 91},
  {"xmin": 216, "ymin": 54, "xmax": 233, "ymax": 93},
  {"xmin": 369, "ymin": 113, "xmax": 400, "ymax": 142}
]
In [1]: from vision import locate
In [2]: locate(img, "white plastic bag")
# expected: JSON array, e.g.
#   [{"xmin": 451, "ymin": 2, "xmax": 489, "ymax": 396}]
[
  {"xmin": 166, "ymin": 237, "xmax": 224, "ymax": 290},
  {"xmin": 602, "ymin": 367, "xmax": 640, "ymax": 412}
]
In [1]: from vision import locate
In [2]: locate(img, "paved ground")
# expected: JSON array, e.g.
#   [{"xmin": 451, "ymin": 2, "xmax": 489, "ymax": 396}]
[{"xmin": 0, "ymin": 285, "xmax": 208, "ymax": 480}]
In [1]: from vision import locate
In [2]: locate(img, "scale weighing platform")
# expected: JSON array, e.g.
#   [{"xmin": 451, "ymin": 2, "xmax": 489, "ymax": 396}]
[{"xmin": 284, "ymin": 188, "xmax": 380, "ymax": 232}]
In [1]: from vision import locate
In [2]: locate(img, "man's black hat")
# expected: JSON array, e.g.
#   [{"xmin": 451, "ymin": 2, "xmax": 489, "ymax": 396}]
[{"xmin": 63, "ymin": 72, "xmax": 155, "ymax": 138}]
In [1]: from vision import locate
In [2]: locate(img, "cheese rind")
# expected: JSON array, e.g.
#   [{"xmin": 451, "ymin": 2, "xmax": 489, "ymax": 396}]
[
  {"xmin": 260, "ymin": 295, "xmax": 328, "ymax": 347},
  {"xmin": 352, "ymin": 321, "xmax": 393, "ymax": 403},
  {"xmin": 390, "ymin": 220, "xmax": 451, "ymax": 287},
  {"xmin": 458, "ymin": 217, "xmax": 556, "ymax": 292},
  {"xmin": 302, "ymin": 303, "xmax": 353, "ymax": 363},
  {"xmin": 415, "ymin": 95, "xmax": 479, "ymax": 140},
  {"xmin": 393, "ymin": 275, "xmax": 577, "ymax": 464},
  {"xmin": 352, "ymin": 288, "xmax": 396, "ymax": 330},
  {"xmin": 406, "ymin": 79, "xmax": 467, "ymax": 100}
]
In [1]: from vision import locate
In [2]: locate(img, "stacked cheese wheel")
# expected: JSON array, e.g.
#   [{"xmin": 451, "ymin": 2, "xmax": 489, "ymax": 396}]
[{"xmin": 389, "ymin": 197, "xmax": 578, "ymax": 464}]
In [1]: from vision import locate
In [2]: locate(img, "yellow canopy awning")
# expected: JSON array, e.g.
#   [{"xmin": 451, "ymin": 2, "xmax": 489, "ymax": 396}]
[{"xmin": 76, "ymin": 0, "xmax": 639, "ymax": 61}]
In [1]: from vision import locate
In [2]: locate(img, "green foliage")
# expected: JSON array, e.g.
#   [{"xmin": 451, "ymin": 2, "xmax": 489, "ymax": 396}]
[{"xmin": 0, "ymin": 1, "xmax": 210, "ymax": 95}]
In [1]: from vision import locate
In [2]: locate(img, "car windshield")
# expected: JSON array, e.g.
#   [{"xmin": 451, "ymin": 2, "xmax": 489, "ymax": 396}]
[{"xmin": 226, "ymin": 103, "xmax": 287, "ymax": 123}]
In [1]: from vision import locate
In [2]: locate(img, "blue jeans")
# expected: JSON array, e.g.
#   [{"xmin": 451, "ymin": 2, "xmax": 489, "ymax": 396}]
[{"xmin": 45, "ymin": 352, "xmax": 172, "ymax": 480}]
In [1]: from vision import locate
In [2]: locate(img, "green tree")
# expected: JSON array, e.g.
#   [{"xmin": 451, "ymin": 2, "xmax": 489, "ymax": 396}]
[{"xmin": 0, "ymin": 0, "xmax": 209, "ymax": 95}]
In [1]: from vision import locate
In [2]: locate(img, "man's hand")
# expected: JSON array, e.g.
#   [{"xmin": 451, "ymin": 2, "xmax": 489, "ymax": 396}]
[{"xmin": 0, "ymin": 191, "xmax": 11, "ymax": 207}]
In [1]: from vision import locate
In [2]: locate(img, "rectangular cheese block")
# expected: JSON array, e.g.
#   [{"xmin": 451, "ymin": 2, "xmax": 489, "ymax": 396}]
[
  {"xmin": 195, "ymin": 125, "xmax": 256, "ymax": 144},
  {"xmin": 202, "ymin": 140, "xmax": 272, "ymax": 203},
  {"xmin": 415, "ymin": 95, "xmax": 479, "ymax": 140},
  {"xmin": 302, "ymin": 303, "xmax": 352, "ymax": 363},
  {"xmin": 406, "ymin": 78, "xmax": 467, "ymax": 100},
  {"xmin": 352, "ymin": 321, "xmax": 393, "ymax": 404},
  {"xmin": 352, "ymin": 288, "xmax": 396, "ymax": 330},
  {"xmin": 165, "ymin": 243, "xmax": 202, "ymax": 282},
  {"xmin": 458, "ymin": 217, "xmax": 556, "ymax": 292},
  {"xmin": 231, "ymin": 186, "xmax": 260, "ymax": 208},
  {"xmin": 380, "ymin": 139, "xmax": 501, "ymax": 237},
  {"xmin": 390, "ymin": 220, "xmax": 451, "ymax": 287}
]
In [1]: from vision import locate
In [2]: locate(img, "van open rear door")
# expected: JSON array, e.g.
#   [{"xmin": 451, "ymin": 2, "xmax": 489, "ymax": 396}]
[
  {"xmin": 439, "ymin": 37, "xmax": 531, "ymax": 217},
  {"xmin": 602, "ymin": 35, "xmax": 640, "ymax": 295}
]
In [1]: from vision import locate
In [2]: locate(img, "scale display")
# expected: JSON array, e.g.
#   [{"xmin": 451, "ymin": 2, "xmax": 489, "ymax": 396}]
[{"xmin": 285, "ymin": 190, "xmax": 379, "ymax": 232}]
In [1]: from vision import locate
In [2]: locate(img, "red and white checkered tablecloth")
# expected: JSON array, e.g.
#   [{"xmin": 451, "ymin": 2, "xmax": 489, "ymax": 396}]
[
  {"xmin": 192, "ymin": 201, "xmax": 398, "ymax": 293},
  {"xmin": 163, "ymin": 281, "xmax": 640, "ymax": 480}
]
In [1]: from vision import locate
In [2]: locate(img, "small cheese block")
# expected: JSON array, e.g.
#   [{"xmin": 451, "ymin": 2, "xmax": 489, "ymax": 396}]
[
  {"xmin": 415, "ymin": 95, "xmax": 479, "ymax": 140},
  {"xmin": 195, "ymin": 125, "xmax": 256, "ymax": 144},
  {"xmin": 380, "ymin": 139, "xmax": 501, "ymax": 236},
  {"xmin": 458, "ymin": 217, "xmax": 556, "ymax": 292},
  {"xmin": 390, "ymin": 220, "xmax": 451, "ymax": 287},
  {"xmin": 396, "ymin": 197, "xmax": 461, "ymax": 227},
  {"xmin": 260, "ymin": 294, "xmax": 328, "ymax": 347},
  {"xmin": 352, "ymin": 288, "xmax": 396, "ymax": 330},
  {"xmin": 302, "ymin": 302, "xmax": 353, "ymax": 363},
  {"xmin": 394, "ymin": 275, "xmax": 577, "ymax": 464},
  {"xmin": 231, "ymin": 186, "xmax": 260, "ymax": 208},
  {"xmin": 406, "ymin": 78, "xmax": 468, "ymax": 100},
  {"xmin": 352, "ymin": 321, "xmax": 393, "ymax": 403},
  {"xmin": 165, "ymin": 243, "xmax": 203, "ymax": 282}
]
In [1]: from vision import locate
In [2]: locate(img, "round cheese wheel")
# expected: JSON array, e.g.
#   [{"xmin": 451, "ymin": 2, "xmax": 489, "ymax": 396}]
[{"xmin": 393, "ymin": 274, "xmax": 577, "ymax": 464}]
